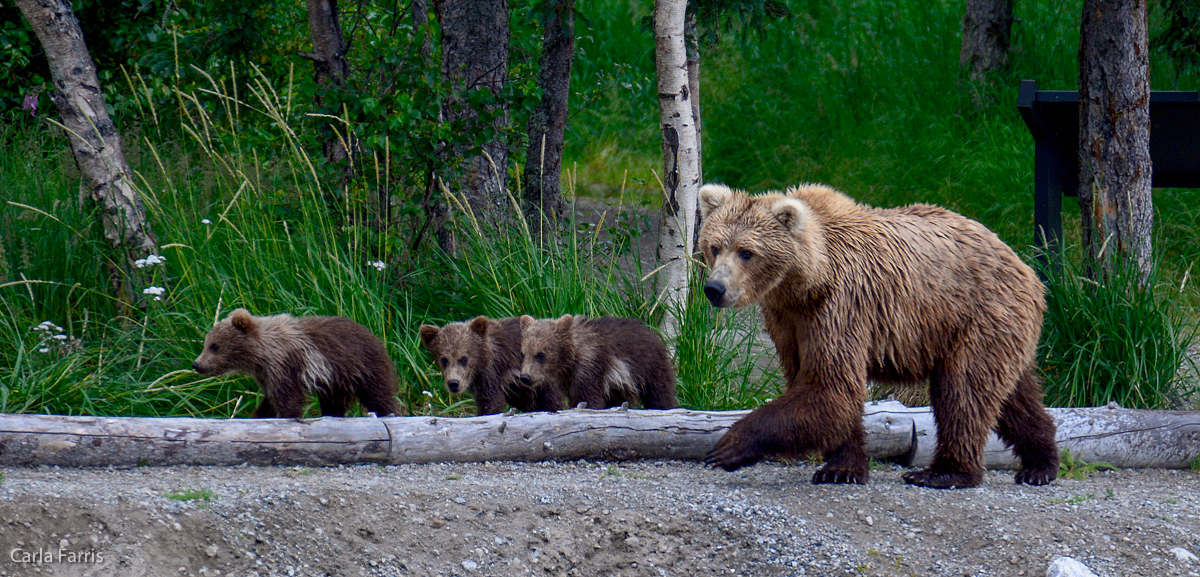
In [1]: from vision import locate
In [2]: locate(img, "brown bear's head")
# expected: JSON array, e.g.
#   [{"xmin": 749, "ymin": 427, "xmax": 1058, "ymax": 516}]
[
  {"xmin": 517, "ymin": 314, "xmax": 574, "ymax": 389},
  {"xmin": 192, "ymin": 308, "xmax": 261, "ymax": 378},
  {"xmin": 419, "ymin": 316, "xmax": 492, "ymax": 395},
  {"xmin": 697, "ymin": 184, "xmax": 828, "ymax": 308}
]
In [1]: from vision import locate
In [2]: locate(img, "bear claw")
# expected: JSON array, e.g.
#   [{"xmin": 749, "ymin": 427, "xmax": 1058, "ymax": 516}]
[
  {"xmin": 1014, "ymin": 468, "xmax": 1057, "ymax": 486},
  {"xmin": 811, "ymin": 468, "xmax": 867, "ymax": 485},
  {"xmin": 901, "ymin": 469, "xmax": 983, "ymax": 489}
]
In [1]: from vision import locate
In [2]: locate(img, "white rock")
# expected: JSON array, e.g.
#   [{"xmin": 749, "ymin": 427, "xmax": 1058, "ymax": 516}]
[
  {"xmin": 1046, "ymin": 556, "xmax": 1098, "ymax": 577},
  {"xmin": 1171, "ymin": 547, "xmax": 1199, "ymax": 563},
  {"xmin": 462, "ymin": 560, "xmax": 478, "ymax": 571}
]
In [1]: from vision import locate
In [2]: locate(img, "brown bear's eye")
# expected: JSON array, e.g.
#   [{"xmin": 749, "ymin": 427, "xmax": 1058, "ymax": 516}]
[
  {"xmin": 534, "ymin": 352, "xmax": 546, "ymax": 363},
  {"xmin": 439, "ymin": 357, "xmax": 448, "ymax": 368},
  {"xmin": 711, "ymin": 247, "xmax": 720, "ymax": 258},
  {"xmin": 738, "ymin": 249, "xmax": 753, "ymax": 261},
  {"xmin": 208, "ymin": 343, "xmax": 220, "ymax": 353},
  {"xmin": 458, "ymin": 356, "xmax": 468, "ymax": 367}
]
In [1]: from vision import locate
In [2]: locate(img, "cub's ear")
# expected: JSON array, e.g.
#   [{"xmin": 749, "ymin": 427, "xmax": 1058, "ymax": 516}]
[
  {"xmin": 418, "ymin": 325, "xmax": 440, "ymax": 349},
  {"xmin": 519, "ymin": 315, "xmax": 536, "ymax": 330},
  {"xmin": 468, "ymin": 316, "xmax": 490, "ymax": 336},
  {"xmin": 771, "ymin": 197, "xmax": 813, "ymax": 238},
  {"xmin": 699, "ymin": 184, "xmax": 734, "ymax": 220},
  {"xmin": 229, "ymin": 308, "xmax": 256, "ymax": 332},
  {"xmin": 555, "ymin": 314, "xmax": 574, "ymax": 332}
]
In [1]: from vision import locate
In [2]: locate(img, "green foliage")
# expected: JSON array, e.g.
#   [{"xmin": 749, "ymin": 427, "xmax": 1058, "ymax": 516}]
[
  {"xmin": 1038, "ymin": 249, "xmax": 1198, "ymax": 409},
  {"xmin": 1057, "ymin": 448, "xmax": 1114, "ymax": 481},
  {"xmin": 165, "ymin": 488, "xmax": 216, "ymax": 502}
]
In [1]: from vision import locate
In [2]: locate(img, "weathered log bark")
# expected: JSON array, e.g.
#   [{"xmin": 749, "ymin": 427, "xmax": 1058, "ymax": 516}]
[
  {"xmin": 15, "ymin": 0, "xmax": 159, "ymax": 305},
  {"xmin": 1, "ymin": 402, "xmax": 1197, "ymax": 469},
  {"xmin": 653, "ymin": 0, "xmax": 701, "ymax": 337},
  {"xmin": 1078, "ymin": 0, "xmax": 1153, "ymax": 283}
]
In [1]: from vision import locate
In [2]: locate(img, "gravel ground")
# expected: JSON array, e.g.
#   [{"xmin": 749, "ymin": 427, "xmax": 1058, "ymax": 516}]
[{"xmin": 1, "ymin": 461, "xmax": 1198, "ymax": 577}]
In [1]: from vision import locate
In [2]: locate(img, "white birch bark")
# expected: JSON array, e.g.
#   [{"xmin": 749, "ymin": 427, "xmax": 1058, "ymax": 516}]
[{"xmin": 653, "ymin": 0, "xmax": 701, "ymax": 337}]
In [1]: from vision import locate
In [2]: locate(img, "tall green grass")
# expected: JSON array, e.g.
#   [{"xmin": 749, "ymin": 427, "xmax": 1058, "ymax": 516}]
[{"xmin": 1039, "ymin": 248, "xmax": 1198, "ymax": 409}]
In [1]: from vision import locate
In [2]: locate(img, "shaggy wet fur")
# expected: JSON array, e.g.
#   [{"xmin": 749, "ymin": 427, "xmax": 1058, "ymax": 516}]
[
  {"xmin": 518, "ymin": 315, "xmax": 677, "ymax": 410},
  {"xmin": 192, "ymin": 309, "xmax": 400, "ymax": 418},
  {"xmin": 419, "ymin": 316, "xmax": 561, "ymax": 415},
  {"xmin": 697, "ymin": 183, "xmax": 1059, "ymax": 489}
]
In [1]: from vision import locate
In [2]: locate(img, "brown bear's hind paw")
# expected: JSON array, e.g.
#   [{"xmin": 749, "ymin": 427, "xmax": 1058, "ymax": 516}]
[
  {"xmin": 1014, "ymin": 467, "xmax": 1057, "ymax": 486},
  {"xmin": 902, "ymin": 469, "xmax": 983, "ymax": 489},
  {"xmin": 811, "ymin": 466, "xmax": 868, "ymax": 485}
]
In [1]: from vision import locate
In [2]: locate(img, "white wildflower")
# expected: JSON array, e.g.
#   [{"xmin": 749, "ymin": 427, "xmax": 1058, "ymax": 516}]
[
  {"xmin": 143, "ymin": 286, "xmax": 166, "ymax": 301},
  {"xmin": 201, "ymin": 218, "xmax": 212, "ymax": 225},
  {"xmin": 422, "ymin": 390, "xmax": 434, "ymax": 398},
  {"xmin": 368, "ymin": 260, "xmax": 387, "ymax": 271},
  {"xmin": 134, "ymin": 254, "xmax": 166, "ymax": 268},
  {"xmin": 38, "ymin": 347, "xmax": 50, "ymax": 354}
]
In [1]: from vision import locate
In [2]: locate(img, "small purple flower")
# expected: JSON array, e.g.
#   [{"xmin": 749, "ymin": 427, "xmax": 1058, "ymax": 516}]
[{"xmin": 22, "ymin": 93, "xmax": 38, "ymax": 115}]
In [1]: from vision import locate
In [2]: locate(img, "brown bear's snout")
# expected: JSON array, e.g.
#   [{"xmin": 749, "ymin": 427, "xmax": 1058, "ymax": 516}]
[
  {"xmin": 192, "ymin": 361, "xmax": 207, "ymax": 374},
  {"xmin": 447, "ymin": 379, "xmax": 462, "ymax": 393},
  {"xmin": 704, "ymin": 280, "xmax": 727, "ymax": 307},
  {"xmin": 519, "ymin": 373, "xmax": 532, "ymax": 385}
]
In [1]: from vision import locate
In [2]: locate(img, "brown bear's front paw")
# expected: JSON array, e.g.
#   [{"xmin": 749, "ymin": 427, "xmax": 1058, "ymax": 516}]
[
  {"xmin": 704, "ymin": 435, "xmax": 763, "ymax": 472},
  {"xmin": 902, "ymin": 469, "xmax": 983, "ymax": 489},
  {"xmin": 811, "ymin": 466, "xmax": 868, "ymax": 485},
  {"xmin": 1014, "ymin": 467, "xmax": 1057, "ymax": 486}
]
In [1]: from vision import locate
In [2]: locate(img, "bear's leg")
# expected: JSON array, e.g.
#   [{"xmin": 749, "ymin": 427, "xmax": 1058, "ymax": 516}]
[
  {"xmin": 995, "ymin": 368, "xmax": 1059, "ymax": 485},
  {"xmin": 812, "ymin": 424, "xmax": 869, "ymax": 485},
  {"xmin": 317, "ymin": 388, "xmax": 352, "ymax": 417},
  {"xmin": 355, "ymin": 382, "xmax": 400, "ymax": 417},
  {"xmin": 570, "ymin": 383, "xmax": 608, "ymax": 411},
  {"xmin": 706, "ymin": 388, "xmax": 862, "ymax": 475},
  {"xmin": 472, "ymin": 382, "xmax": 508, "ymax": 416},
  {"xmin": 268, "ymin": 387, "xmax": 308, "ymax": 419},
  {"xmin": 532, "ymin": 383, "xmax": 564, "ymax": 412},
  {"xmin": 902, "ymin": 365, "xmax": 1002, "ymax": 489},
  {"xmin": 639, "ymin": 376, "xmax": 678, "ymax": 410},
  {"xmin": 252, "ymin": 395, "xmax": 277, "ymax": 418}
]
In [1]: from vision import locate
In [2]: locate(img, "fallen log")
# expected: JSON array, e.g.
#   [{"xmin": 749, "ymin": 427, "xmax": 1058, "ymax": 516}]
[{"xmin": 0, "ymin": 402, "xmax": 1195, "ymax": 469}]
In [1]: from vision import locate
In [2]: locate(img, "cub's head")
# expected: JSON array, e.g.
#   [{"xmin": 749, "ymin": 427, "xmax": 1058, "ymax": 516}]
[
  {"xmin": 419, "ymin": 316, "xmax": 492, "ymax": 395},
  {"xmin": 517, "ymin": 314, "xmax": 574, "ymax": 388},
  {"xmin": 192, "ymin": 308, "xmax": 260, "ymax": 377},
  {"xmin": 697, "ymin": 183, "xmax": 825, "ymax": 307}
]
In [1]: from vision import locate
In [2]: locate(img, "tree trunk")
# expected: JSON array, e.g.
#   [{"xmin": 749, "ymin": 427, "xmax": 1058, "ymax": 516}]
[
  {"xmin": 304, "ymin": 0, "xmax": 352, "ymax": 165},
  {"xmin": 3, "ymin": 402, "xmax": 1198, "ymax": 469},
  {"xmin": 15, "ymin": 0, "xmax": 158, "ymax": 305},
  {"xmin": 1078, "ymin": 0, "xmax": 1153, "ymax": 283},
  {"xmin": 685, "ymin": 6, "xmax": 704, "ymax": 251},
  {"xmin": 521, "ymin": 0, "xmax": 575, "ymax": 235},
  {"xmin": 435, "ymin": 0, "xmax": 510, "ymax": 229},
  {"xmin": 960, "ymin": 0, "xmax": 1013, "ymax": 82},
  {"xmin": 653, "ymin": 0, "xmax": 701, "ymax": 336}
]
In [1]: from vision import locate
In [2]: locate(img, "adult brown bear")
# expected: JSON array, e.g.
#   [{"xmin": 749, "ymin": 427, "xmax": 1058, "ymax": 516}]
[{"xmin": 697, "ymin": 183, "xmax": 1058, "ymax": 489}]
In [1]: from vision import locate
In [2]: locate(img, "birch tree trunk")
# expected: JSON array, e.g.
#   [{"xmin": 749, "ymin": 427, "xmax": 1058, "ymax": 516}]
[
  {"xmin": 653, "ymin": 0, "xmax": 701, "ymax": 336},
  {"xmin": 1078, "ymin": 0, "xmax": 1153, "ymax": 283},
  {"xmin": 521, "ymin": 0, "xmax": 575, "ymax": 233},
  {"xmin": 16, "ymin": 0, "xmax": 158, "ymax": 305},
  {"xmin": 685, "ymin": 6, "xmax": 704, "ymax": 251},
  {"xmin": 435, "ymin": 0, "xmax": 510, "ymax": 229}
]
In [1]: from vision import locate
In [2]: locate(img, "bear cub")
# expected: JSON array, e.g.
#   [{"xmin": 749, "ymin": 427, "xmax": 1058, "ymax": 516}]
[
  {"xmin": 518, "ymin": 314, "xmax": 677, "ymax": 410},
  {"xmin": 419, "ymin": 316, "xmax": 562, "ymax": 415},
  {"xmin": 192, "ymin": 308, "xmax": 400, "ymax": 418}
]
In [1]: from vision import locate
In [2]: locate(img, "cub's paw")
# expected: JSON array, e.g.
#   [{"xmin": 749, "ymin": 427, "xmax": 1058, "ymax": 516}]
[
  {"xmin": 704, "ymin": 432, "xmax": 763, "ymax": 472},
  {"xmin": 811, "ymin": 466, "xmax": 868, "ymax": 485},
  {"xmin": 902, "ymin": 469, "xmax": 983, "ymax": 489},
  {"xmin": 1014, "ymin": 467, "xmax": 1057, "ymax": 486}
]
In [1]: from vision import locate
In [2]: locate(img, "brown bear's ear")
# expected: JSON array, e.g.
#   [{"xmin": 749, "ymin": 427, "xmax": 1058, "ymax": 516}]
[
  {"xmin": 418, "ymin": 325, "xmax": 440, "ymax": 349},
  {"xmin": 468, "ymin": 316, "xmax": 490, "ymax": 336},
  {"xmin": 699, "ymin": 184, "xmax": 734, "ymax": 220},
  {"xmin": 771, "ymin": 197, "xmax": 813, "ymax": 238},
  {"xmin": 555, "ymin": 314, "xmax": 574, "ymax": 332},
  {"xmin": 229, "ymin": 308, "xmax": 256, "ymax": 332},
  {"xmin": 519, "ymin": 315, "xmax": 535, "ymax": 330}
]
